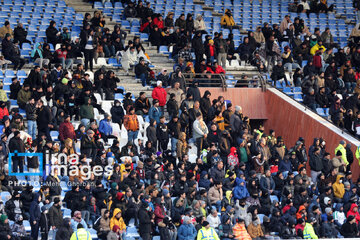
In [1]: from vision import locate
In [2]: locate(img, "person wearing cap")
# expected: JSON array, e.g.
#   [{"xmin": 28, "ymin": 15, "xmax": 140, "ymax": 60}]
[
  {"xmin": 152, "ymin": 80, "xmax": 167, "ymax": 113},
  {"xmin": 341, "ymin": 215, "xmax": 358, "ymax": 238},
  {"xmin": 197, "ymin": 220, "xmax": 220, "ymax": 240},
  {"xmin": 69, "ymin": 223, "xmax": 91, "ymax": 240},
  {"xmin": 48, "ymin": 197, "xmax": 63, "ymax": 236},
  {"xmin": 335, "ymin": 140, "xmax": 348, "ymax": 167},
  {"xmin": 135, "ymin": 56, "xmax": 151, "ymax": 87},
  {"xmin": 310, "ymin": 39, "xmax": 326, "ymax": 56},
  {"xmin": 303, "ymin": 217, "xmax": 318, "ymax": 239}
]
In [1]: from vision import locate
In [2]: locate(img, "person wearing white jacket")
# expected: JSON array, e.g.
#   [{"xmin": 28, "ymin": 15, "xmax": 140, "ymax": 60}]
[
  {"xmin": 121, "ymin": 46, "xmax": 137, "ymax": 74},
  {"xmin": 194, "ymin": 14, "xmax": 206, "ymax": 33},
  {"xmin": 206, "ymin": 209, "xmax": 221, "ymax": 229}
]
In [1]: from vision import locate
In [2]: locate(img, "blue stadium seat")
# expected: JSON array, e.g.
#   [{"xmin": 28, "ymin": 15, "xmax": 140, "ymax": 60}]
[
  {"xmin": 108, "ymin": 58, "xmax": 121, "ymax": 67},
  {"xmin": 22, "ymin": 43, "xmax": 32, "ymax": 51},
  {"xmin": 5, "ymin": 70, "xmax": 15, "ymax": 78},
  {"xmin": 94, "ymin": 1, "xmax": 103, "ymax": 9},
  {"xmin": 3, "ymin": 85, "xmax": 10, "ymax": 92},
  {"xmin": 17, "ymin": 70, "xmax": 27, "ymax": 79},
  {"xmin": 3, "ymin": 78, "xmax": 11, "ymax": 85},
  {"xmin": 159, "ymin": 46, "xmax": 170, "ymax": 55},
  {"xmin": 316, "ymin": 108, "xmax": 326, "ymax": 117},
  {"xmin": 294, "ymin": 94, "xmax": 303, "ymax": 102}
]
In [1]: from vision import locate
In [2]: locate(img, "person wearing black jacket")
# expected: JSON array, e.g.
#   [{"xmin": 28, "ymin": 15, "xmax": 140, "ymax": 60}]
[
  {"xmin": 271, "ymin": 61, "xmax": 289, "ymax": 86},
  {"xmin": 341, "ymin": 215, "xmax": 358, "ymax": 238},
  {"xmin": 29, "ymin": 193, "xmax": 41, "ymax": 240},
  {"xmin": 14, "ymin": 23, "xmax": 31, "ymax": 48},
  {"xmin": 156, "ymin": 116, "xmax": 169, "ymax": 152},
  {"xmin": 63, "ymin": 185, "xmax": 81, "ymax": 211},
  {"xmin": 149, "ymin": 25, "xmax": 162, "ymax": 50},
  {"xmin": 316, "ymin": 87, "xmax": 329, "ymax": 108},
  {"xmin": 9, "ymin": 131, "xmax": 26, "ymax": 173},
  {"xmin": 166, "ymin": 93, "xmax": 179, "ymax": 120},
  {"xmin": 168, "ymin": 115, "xmax": 181, "ymax": 155},
  {"xmin": 25, "ymin": 66, "xmax": 42, "ymax": 90},
  {"xmin": 200, "ymin": 90, "xmax": 211, "ymax": 122},
  {"xmin": 55, "ymin": 218, "xmax": 73, "ymax": 240},
  {"xmin": 48, "ymin": 197, "xmax": 63, "ymax": 232},
  {"xmin": 80, "ymin": 24, "xmax": 95, "ymax": 71},
  {"xmin": 135, "ymin": 57, "xmax": 151, "ymax": 87},
  {"xmin": 36, "ymin": 100, "xmax": 53, "ymax": 140},
  {"xmin": 138, "ymin": 201, "xmax": 152, "ymax": 240},
  {"xmin": 110, "ymin": 100, "xmax": 125, "ymax": 129},
  {"xmin": 135, "ymin": 92, "xmax": 151, "ymax": 116},
  {"xmin": 309, "ymin": 147, "xmax": 323, "ymax": 184},
  {"xmin": 2, "ymin": 34, "xmax": 25, "ymax": 70},
  {"xmin": 0, "ymin": 215, "xmax": 12, "ymax": 240},
  {"xmin": 192, "ymin": 31, "xmax": 205, "ymax": 65},
  {"xmin": 104, "ymin": 70, "xmax": 121, "ymax": 100},
  {"xmin": 46, "ymin": 20, "xmax": 59, "ymax": 47}
]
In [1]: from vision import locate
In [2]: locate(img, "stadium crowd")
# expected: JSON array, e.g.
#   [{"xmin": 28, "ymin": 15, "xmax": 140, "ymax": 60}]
[{"xmin": 0, "ymin": 0, "xmax": 360, "ymax": 240}]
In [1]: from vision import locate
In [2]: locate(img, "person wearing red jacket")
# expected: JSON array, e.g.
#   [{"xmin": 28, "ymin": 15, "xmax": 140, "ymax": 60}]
[
  {"xmin": 152, "ymin": 15, "xmax": 164, "ymax": 30},
  {"xmin": 59, "ymin": 114, "xmax": 76, "ymax": 142},
  {"xmin": 347, "ymin": 203, "xmax": 360, "ymax": 224},
  {"xmin": 214, "ymin": 61, "xmax": 226, "ymax": 74},
  {"xmin": 152, "ymin": 81, "xmax": 167, "ymax": 112}
]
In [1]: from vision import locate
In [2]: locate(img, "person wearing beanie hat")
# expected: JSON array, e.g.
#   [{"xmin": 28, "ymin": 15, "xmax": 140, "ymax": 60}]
[
  {"xmin": 303, "ymin": 216, "xmax": 318, "ymax": 239},
  {"xmin": 197, "ymin": 220, "xmax": 220, "ymax": 240},
  {"xmin": 341, "ymin": 215, "xmax": 358, "ymax": 238},
  {"xmin": 178, "ymin": 215, "xmax": 197, "ymax": 240},
  {"xmin": 149, "ymin": 98, "xmax": 161, "ymax": 125},
  {"xmin": 152, "ymin": 78, "xmax": 167, "ymax": 112},
  {"xmin": 335, "ymin": 140, "xmax": 348, "ymax": 167},
  {"xmin": 69, "ymin": 222, "xmax": 91, "ymax": 240},
  {"xmin": 48, "ymin": 196, "xmax": 63, "ymax": 231},
  {"xmin": 99, "ymin": 112, "xmax": 116, "ymax": 143}
]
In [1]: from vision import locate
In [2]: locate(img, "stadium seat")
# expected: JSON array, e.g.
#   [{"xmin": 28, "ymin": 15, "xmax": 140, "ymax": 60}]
[
  {"xmin": 294, "ymin": 94, "xmax": 303, "ymax": 102},
  {"xmin": 17, "ymin": 70, "xmax": 27, "ymax": 79},
  {"xmin": 159, "ymin": 46, "xmax": 170, "ymax": 55},
  {"xmin": 108, "ymin": 58, "xmax": 121, "ymax": 68},
  {"xmin": 5, "ymin": 70, "xmax": 15, "ymax": 78}
]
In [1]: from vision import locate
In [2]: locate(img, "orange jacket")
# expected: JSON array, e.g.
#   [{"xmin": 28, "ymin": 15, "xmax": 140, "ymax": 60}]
[{"xmin": 233, "ymin": 223, "xmax": 251, "ymax": 240}]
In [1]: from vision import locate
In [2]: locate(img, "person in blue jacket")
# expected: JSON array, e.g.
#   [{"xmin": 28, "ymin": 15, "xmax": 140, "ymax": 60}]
[
  {"xmin": 99, "ymin": 113, "xmax": 115, "ymax": 143},
  {"xmin": 233, "ymin": 177, "xmax": 250, "ymax": 201},
  {"xmin": 29, "ymin": 193, "xmax": 42, "ymax": 240},
  {"xmin": 260, "ymin": 169, "xmax": 276, "ymax": 195},
  {"xmin": 148, "ymin": 99, "xmax": 162, "ymax": 124},
  {"xmin": 177, "ymin": 216, "xmax": 197, "ymax": 240}
]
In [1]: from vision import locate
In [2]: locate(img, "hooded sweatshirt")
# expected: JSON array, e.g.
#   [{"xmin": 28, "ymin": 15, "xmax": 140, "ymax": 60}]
[
  {"xmin": 332, "ymin": 175, "xmax": 345, "ymax": 199},
  {"xmin": 233, "ymin": 178, "xmax": 250, "ymax": 201},
  {"xmin": 347, "ymin": 203, "xmax": 360, "ymax": 224},
  {"xmin": 110, "ymin": 208, "xmax": 126, "ymax": 231}
]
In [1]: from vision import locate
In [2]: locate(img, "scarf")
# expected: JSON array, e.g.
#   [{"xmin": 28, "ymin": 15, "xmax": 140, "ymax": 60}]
[{"xmin": 31, "ymin": 43, "xmax": 43, "ymax": 58}]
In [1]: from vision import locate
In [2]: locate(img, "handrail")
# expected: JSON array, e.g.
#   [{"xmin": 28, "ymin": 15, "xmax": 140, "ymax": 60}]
[{"xmin": 181, "ymin": 73, "xmax": 265, "ymax": 90}]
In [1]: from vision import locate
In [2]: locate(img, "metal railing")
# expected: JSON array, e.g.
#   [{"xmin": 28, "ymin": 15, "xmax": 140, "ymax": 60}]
[{"xmin": 182, "ymin": 73, "xmax": 267, "ymax": 91}]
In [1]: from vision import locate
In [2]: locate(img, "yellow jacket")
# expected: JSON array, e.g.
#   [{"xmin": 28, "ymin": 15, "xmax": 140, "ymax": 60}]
[
  {"xmin": 310, "ymin": 43, "xmax": 326, "ymax": 56},
  {"xmin": 303, "ymin": 223, "xmax": 318, "ymax": 239},
  {"xmin": 221, "ymin": 12, "xmax": 235, "ymax": 26},
  {"xmin": 332, "ymin": 174, "xmax": 345, "ymax": 199},
  {"xmin": 197, "ymin": 226, "xmax": 220, "ymax": 240},
  {"xmin": 70, "ymin": 228, "xmax": 92, "ymax": 240},
  {"xmin": 110, "ymin": 208, "xmax": 126, "ymax": 231},
  {"xmin": 356, "ymin": 146, "xmax": 360, "ymax": 164},
  {"xmin": 335, "ymin": 144, "xmax": 348, "ymax": 165}
]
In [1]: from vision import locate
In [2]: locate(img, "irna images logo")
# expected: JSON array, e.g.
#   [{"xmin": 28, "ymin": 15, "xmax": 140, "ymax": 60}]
[{"xmin": 8, "ymin": 150, "xmax": 43, "ymax": 176}]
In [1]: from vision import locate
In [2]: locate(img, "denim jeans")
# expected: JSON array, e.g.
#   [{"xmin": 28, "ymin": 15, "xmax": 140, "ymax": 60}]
[
  {"xmin": 128, "ymin": 130, "xmax": 138, "ymax": 143},
  {"xmin": 137, "ymin": 73, "xmax": 147, "ymax": 86},
  {"xmin": 345, "ymin": 82, "xmax": 356, "ymax": 93},
  {"xmin": 171, "ymin": 137, "xmax": 178, "ymax": 155},
  {"xmin": 28, "ymin": 120, "xmax": 37, "ymax": 140},
  {"xmin": 104, "ymin": 45, "xmax": 115, "ymax": 57},
  {"xmin": 284, "ymin": 62, "xmax": 301, "ymax": 73},
  {"xmin": 81, "ymin": 118, "xmax": 90, "ymax": 127},
  {"xmin": 81, "ymin": 210, "xmax": 90, "ymax": 225},
  {"xmin": 59, "ymin": 57, "xmax": 73, "ymax": 70}
]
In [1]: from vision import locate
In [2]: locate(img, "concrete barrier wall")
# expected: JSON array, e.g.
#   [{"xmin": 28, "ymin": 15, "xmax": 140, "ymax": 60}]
[{"xmin": 198, "ymin": 87, "xmax": 360, "ymax": 179}]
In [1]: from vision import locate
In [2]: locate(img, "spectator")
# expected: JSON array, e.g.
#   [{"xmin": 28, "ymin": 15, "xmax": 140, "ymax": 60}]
[
  {"xmin": 2, "ymin": 34, "xmax": 25, "ymax": 70},
  {"xmin": 123, "ymin": 106, "xmax": 139, "ymax": 143},
  {"xmin": 152, "ymin": 81, "xmax": 167, "ymax": 113},
  {"xmin": 0, "ymin": 21, "xmax": 13, "ymax": 39}
]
